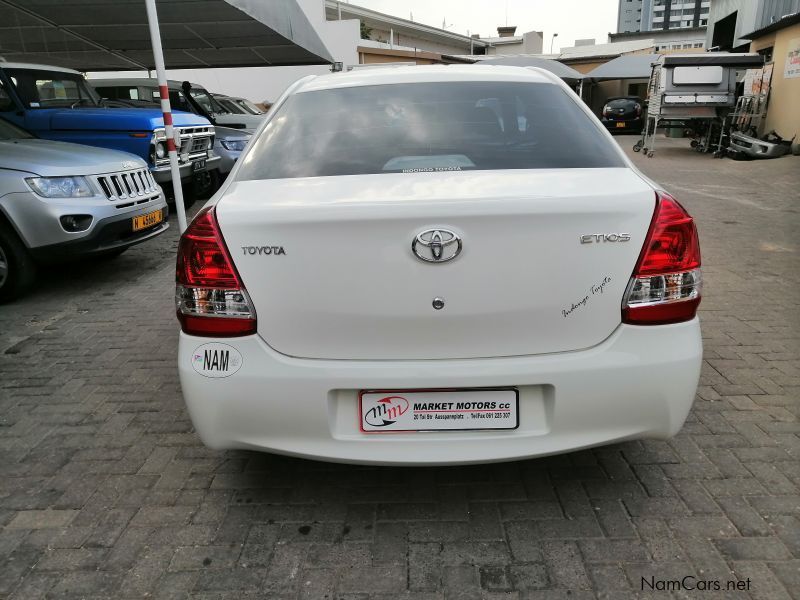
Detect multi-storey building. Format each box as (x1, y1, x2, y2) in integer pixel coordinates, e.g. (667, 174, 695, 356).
(617, 0, 644, 33)
(650, 0, 711, 30)
(618, 0, 710, 33)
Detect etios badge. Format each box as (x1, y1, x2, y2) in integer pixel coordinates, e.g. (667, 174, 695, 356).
(191, 343, 243, 378)
(412, 229, 462, 263)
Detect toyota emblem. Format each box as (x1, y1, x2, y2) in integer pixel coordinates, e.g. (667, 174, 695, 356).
(412, 228, 462, 263)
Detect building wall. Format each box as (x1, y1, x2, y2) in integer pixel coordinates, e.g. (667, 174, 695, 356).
(618, 0, 644, 33)
(611, 27, 706, 51)
(706, 0, 800, 49)
(363, 26, 468, 55)
(749, 22, 800, 139)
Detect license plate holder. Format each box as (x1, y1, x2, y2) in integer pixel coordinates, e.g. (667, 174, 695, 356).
(132, 208, 163, 232)
(359, 388, 519, 433)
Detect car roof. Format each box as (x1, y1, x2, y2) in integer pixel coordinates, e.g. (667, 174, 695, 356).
(89, 78, 205, 90)
(0, 62, 81, 75)
(295, 64, 559, 94)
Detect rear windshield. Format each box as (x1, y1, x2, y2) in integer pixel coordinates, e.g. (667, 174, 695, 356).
(237, 81, 624, 181)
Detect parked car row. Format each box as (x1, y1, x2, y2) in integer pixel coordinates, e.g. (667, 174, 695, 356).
(0, 61, 265, 301)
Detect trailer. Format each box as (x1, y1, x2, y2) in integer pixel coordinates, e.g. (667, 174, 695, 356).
(634, 53, 764, 158)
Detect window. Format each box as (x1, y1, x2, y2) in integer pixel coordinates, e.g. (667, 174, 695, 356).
(5, 69, 100, 108)
(188, 88, 228, 114)
(0, 79, 14, 111)
(237, 81, 624, 181)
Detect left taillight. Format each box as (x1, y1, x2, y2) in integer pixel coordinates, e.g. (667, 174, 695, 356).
(176, 206, 257, 337)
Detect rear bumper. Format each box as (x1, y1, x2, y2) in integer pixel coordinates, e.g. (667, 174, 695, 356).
(178, 319, 702, 465)
(602, 118, 642, 133)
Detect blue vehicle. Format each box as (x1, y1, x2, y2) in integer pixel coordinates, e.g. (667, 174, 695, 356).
(0, 63, 220, 198)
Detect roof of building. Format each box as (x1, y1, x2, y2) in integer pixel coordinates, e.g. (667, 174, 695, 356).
(355, 39, 476, 63)
(324, 0, 489, 49)
(609, 27, 706, 42)
(584, 54, 660, 80)
(479, 36, 524, 45)
(558, 38, 656, 61)
(478, 55, 584, 80)
(741, 11, 800, 40)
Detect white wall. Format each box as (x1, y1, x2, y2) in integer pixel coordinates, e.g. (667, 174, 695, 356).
(88, 0, 360, 103)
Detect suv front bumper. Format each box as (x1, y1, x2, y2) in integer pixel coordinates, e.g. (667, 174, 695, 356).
(151, 154, 221, 183)
(27, 206, 169, 263)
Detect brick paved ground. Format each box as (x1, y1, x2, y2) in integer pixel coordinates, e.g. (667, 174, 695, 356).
(1, 137, 799, 599)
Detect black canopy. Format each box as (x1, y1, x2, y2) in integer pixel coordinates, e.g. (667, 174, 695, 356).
(0, 0, 333, 71)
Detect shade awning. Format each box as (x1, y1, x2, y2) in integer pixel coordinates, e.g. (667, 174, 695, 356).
(0, 0, 333, 71)
(584, 53, 660, 81)
(478, 55, 584, 81)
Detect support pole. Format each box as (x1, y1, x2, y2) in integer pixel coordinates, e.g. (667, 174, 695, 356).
(145, 0, 187, 233)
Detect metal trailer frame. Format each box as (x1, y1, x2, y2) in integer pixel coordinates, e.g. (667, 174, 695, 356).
(633, 53, 764, 158)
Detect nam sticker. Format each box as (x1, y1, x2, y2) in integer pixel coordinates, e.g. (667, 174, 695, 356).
(191, 343, 242, 378)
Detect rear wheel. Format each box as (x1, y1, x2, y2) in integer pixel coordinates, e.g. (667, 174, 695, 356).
(0, 221, 37, 303)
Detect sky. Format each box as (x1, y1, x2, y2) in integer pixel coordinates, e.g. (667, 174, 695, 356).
(348, 0, 620, 52)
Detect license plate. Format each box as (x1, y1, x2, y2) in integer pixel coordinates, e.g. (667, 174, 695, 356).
(359, 388, 519, 432)
(132, 208, 163, 232)
(192, 159, 206, 172)
(616, 122, 626, 128)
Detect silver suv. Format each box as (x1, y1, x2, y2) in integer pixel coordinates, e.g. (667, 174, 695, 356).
(0, 118, 168, 301)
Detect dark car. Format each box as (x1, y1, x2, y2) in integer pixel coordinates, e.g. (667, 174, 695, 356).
(601, 96, 644, 134)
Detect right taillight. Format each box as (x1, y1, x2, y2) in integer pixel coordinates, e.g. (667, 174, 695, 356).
(622, 191, 702, 325)
(175, 206, 257, 337)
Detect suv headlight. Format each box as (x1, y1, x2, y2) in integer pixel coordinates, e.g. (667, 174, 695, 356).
(220, 139, 248, 152)
(26, 176, 94, 198)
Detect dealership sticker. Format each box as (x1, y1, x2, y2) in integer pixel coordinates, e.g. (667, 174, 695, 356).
(192, 343, 242, 378)
(360, 389, 518, 432)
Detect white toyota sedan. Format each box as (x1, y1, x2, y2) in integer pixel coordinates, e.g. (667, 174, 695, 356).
(176, 65, 702, 465)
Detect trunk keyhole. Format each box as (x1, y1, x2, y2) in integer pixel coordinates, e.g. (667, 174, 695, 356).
(432, 297, 445, 310)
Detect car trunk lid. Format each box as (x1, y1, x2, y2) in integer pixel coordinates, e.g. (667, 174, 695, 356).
(216, 168, 655, 360)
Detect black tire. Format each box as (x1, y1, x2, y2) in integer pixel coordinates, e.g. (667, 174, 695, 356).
(0, 220, 37, 303)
